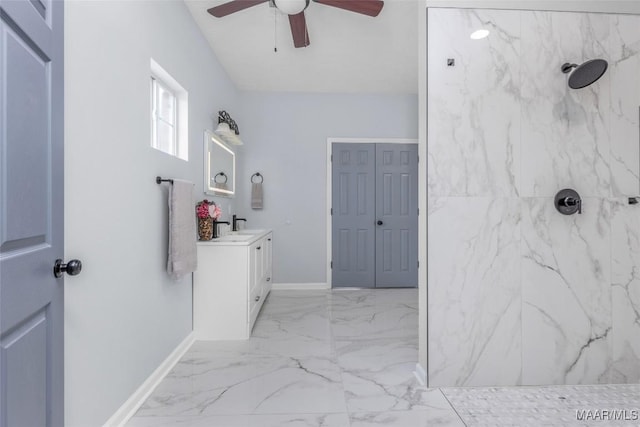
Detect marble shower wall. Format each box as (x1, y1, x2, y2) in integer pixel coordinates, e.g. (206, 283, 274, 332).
(427, 8, 640, 387)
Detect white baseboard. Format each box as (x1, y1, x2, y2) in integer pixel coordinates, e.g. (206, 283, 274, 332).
(103, 332, 196, 427)
(271, 282, 330, 290)
(414, 362, 427, 386)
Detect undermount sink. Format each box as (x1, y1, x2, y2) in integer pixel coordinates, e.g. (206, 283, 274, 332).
(229, 229, 267, 235)
(199, 229, 270, 245)
(213, 234, 254, 242)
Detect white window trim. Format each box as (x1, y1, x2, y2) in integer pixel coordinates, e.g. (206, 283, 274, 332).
(150, 59, 188, 161)
(151, 77, 178, 156)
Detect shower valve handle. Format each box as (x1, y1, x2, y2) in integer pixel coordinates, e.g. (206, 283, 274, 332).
(563, 197, 582, 214)
(554, 189, 582, 216)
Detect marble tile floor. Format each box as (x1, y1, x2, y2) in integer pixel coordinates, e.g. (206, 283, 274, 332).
(127, 290, 640, 427)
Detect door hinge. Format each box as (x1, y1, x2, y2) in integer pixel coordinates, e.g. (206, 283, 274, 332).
(417, 260, 420, 269)
(417, 208, 419, 216)
(330, 261, 333, 269)
(330, 154, 333, 162)
(330, 208, 333, 215)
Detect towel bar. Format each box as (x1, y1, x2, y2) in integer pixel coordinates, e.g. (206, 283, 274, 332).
(156, 176, 174, 184)
(251, 172, 263, 184)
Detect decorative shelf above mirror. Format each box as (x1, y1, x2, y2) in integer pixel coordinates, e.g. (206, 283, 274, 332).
(204, 129, 235, 197)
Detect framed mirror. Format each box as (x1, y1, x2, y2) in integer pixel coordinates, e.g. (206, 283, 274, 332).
(204, 130, 235, 197)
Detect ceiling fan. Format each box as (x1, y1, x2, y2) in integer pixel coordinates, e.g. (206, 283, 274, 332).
(207, 0, 384, 48)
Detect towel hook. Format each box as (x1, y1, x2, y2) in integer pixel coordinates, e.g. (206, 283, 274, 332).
(251, 172, 264, 184)
(214, 172, 228, 184)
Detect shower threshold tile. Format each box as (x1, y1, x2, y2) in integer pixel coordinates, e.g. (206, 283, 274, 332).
(442, 384, 640, 426)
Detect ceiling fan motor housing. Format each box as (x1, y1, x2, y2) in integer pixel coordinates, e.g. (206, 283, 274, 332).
(208, 0, 384, 48)
(273, 0, 310, 15)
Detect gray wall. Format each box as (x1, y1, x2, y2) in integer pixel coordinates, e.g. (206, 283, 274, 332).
(64, 1, 239, 425)
(235, 92, 418, 285)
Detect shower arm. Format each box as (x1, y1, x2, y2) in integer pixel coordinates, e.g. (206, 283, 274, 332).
(561, 63, 578, 73)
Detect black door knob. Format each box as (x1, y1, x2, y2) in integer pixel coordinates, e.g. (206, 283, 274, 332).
(53, 259, 82, 278)
(377, 220, 383, 225)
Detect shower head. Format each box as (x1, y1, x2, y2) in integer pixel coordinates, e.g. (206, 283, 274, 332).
(561, 59, 608, 89)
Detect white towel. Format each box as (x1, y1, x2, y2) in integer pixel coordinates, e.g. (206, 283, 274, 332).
(251, 182, 263, 210)
(167, 179, 197, 280)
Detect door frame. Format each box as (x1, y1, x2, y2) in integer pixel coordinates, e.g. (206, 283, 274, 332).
(326, 138, 421, 289)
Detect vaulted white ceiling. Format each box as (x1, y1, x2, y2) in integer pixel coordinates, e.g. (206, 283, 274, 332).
(184, 0, 418, 94)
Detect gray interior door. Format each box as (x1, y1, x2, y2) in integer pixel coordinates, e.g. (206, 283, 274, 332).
(331, 143, 418, 288)
(375, 144, 418, 287)
(0, 0, 65, 425)
(332, 144, 376, 288)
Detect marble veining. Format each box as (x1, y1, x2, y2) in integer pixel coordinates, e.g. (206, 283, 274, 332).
(521, 197, 611, 385)
(128, 290, 640, 426)
(520, 11, 611, 198)
(129, 289, 464, 426)
(609, 15, 640, 196)
(611, 199, 640, 383)
(428, 197, 522, 387)
(427, 8, 521, 197)
(428, 7, 640, 387)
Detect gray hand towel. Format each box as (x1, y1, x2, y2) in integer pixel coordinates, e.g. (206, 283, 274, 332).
(251, 182, 263, 210)
(167, 179, 197, 280)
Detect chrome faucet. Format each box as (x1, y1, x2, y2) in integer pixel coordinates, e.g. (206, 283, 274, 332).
(232, 214, 246, 232)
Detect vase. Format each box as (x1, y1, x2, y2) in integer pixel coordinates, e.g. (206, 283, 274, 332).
(198, 217, 213, 241)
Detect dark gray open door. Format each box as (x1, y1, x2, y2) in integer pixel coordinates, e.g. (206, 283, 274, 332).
(0, 0, 65, 425)
(375, 144, 418, 287)
(331, 143, 418, 288)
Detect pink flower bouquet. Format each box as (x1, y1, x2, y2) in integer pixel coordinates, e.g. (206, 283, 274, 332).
(196, 200, 221, 220)
(209, 204, 222, 220)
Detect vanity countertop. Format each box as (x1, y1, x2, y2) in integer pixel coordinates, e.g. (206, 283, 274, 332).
(196, 229, 271, 246)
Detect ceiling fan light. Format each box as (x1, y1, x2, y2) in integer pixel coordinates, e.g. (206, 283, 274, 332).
(274, 0, 307, 15)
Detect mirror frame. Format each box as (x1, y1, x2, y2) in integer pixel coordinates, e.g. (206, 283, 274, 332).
(204, 129, 235, 197)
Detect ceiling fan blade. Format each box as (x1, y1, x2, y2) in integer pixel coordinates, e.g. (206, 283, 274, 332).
(207, 0, 268, 18)
(312, 0, 383, 17)
(288, 12, 310, 48)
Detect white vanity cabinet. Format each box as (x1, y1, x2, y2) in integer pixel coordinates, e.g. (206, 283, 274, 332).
(194, 230, 273, 340)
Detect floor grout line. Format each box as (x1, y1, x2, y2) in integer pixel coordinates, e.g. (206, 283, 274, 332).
(439, 388, 469, 427)
(127, 289, 640, 427)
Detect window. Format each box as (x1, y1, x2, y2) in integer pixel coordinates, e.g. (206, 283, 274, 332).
(151, 77, 177, 155)
(150, 59, 188, 160)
